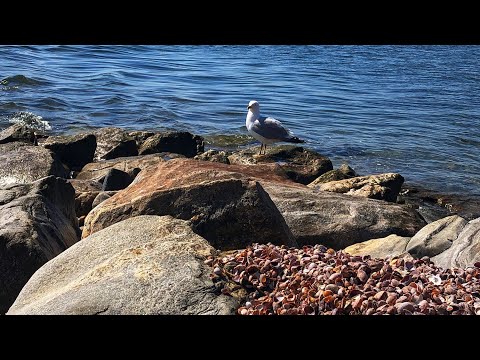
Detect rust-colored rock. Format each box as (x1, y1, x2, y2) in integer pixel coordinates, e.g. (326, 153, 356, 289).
(75, 153, 177, 182)
(82, 159, 297, 250)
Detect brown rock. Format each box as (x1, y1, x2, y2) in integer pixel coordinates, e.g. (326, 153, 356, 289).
(67, 179, 103, 193)
(138, 131, 204, 158)
(127, 130, 155, 147)
(94, 127, 138, 161)
(315, 173, 404, 202)
(0, 142, 68, 187)
(194, 149, 231, 164)
(91, 191, 117, 209)
(228, 145, 333, 185)
(0, 123, 36, 144)
(344, 235, 411, 259)
(0, 176, 80, 313)
(308, 164, 357, 186)
(82, 159, 297, 250)
(74, 191, 100, 218)
(262, 183, 426, 249)
(42, 133, 96, 170)
(75, 153, 178, 182)
(67, 179, 103, 218)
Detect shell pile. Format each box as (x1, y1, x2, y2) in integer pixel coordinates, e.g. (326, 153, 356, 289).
(207, 243, 480, 315)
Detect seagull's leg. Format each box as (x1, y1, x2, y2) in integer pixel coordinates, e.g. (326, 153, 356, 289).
(259, 143, 263, 155)
(264, 144, 267, 154)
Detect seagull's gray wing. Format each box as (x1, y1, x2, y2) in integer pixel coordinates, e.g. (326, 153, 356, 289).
(251, 116, 292, 140)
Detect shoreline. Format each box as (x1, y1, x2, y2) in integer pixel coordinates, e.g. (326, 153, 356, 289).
(1, 123, 480, 315)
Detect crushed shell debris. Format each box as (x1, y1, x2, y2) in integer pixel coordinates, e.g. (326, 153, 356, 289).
(206, 243, 480, 315)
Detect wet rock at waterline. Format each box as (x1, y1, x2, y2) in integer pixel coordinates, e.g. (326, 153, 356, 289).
(0, 142, 68, 187)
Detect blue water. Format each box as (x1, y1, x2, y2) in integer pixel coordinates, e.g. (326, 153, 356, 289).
(1, 45, 480, 196)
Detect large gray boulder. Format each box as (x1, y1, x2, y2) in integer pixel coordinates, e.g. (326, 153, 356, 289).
(431, 217, 480, 269)
(42, 133, 96, 170)
(406, 215, 468, 258)
(0, 176, 80, 313)
(262, 183, 426, 249)
(0, 142, 68, 187)
(82, 159, 297, 250)
(7, 215, 239, 315)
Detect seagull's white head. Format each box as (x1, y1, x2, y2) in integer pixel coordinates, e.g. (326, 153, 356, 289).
(247, 100, 260, 113)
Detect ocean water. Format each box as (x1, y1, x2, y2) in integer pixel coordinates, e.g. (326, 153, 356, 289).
(1, 45, 479, 196)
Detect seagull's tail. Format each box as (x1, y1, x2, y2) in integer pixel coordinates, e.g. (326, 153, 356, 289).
(286, 136, 305, 144)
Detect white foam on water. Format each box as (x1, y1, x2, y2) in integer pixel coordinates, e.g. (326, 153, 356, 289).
(7, 111, 52, 131)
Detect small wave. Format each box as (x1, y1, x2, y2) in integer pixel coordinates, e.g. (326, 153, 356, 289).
(7, 111, 52, 131)
(1, 75, 44, 86)
(0, 101, 24, 110)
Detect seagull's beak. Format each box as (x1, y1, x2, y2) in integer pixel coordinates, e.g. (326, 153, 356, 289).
(247, 105, 251, 110)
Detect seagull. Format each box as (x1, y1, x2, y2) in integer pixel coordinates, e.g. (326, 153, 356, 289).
(245, 100, 304, 155)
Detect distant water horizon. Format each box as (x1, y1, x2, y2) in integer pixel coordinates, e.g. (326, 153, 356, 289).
(1, 45, 479, 196)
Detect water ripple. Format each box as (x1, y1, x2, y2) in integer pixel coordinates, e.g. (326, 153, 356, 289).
(0, 45, 479, 196)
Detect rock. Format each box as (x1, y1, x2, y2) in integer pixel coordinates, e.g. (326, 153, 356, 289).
(0, 123, 37, 144)
(308, 164, 357, 186)
(92, 191, 116, 209)
(315, 173, 404, 202)
(194, 149, 231, 164)
(406, 215, 468, 258)
(0, 142, 68, 187)
(127, 130, 155, 147)
(138, 131, 204, 158)
(262, 183, 426, 249)
(42, 133, 96, 170)
(0, 176, 80, 313)
(75, 153, 180, 182)
(67, 179, 103, 193)
(101, 168, 132, 191)
(399, 183, 480, 221)
(66, 179, 102, 218)
(228, 145, 333, 185)
(431, 217, 480, 269)
(7, 215, 239, 315)
(94, 127, 138, 161)
(82, 159, 297, 250)
(74, 192, 100, 218)
(343, 235, 411, 259)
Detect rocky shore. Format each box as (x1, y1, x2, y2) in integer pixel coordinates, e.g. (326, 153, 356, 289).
(1, 123, 479, 315)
